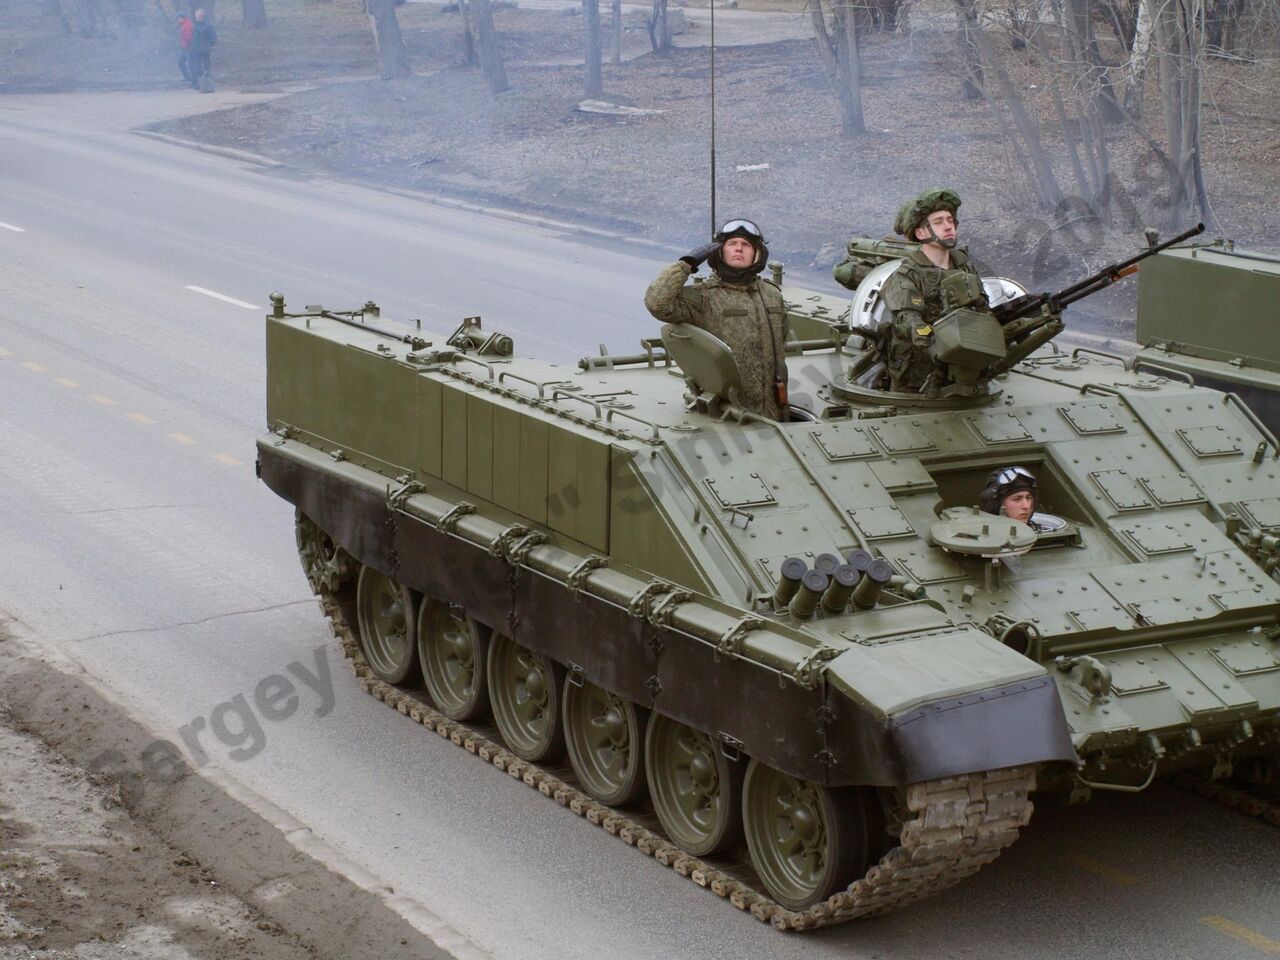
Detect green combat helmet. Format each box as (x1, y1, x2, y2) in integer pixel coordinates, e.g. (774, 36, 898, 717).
(894, 187, 962, 242)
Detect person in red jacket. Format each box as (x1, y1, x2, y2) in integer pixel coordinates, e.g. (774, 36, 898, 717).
(176, 11, 194, 86)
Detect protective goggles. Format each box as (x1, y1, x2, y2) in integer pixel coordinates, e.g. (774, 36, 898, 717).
(995, 466, 1036, 488)
(717, 219, 763, 238)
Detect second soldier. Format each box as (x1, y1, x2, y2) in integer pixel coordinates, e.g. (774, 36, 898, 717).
(645, 219, 790, 422)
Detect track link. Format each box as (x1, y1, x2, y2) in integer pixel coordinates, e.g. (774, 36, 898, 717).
(1172, 771, 1280, 828)
(322, 595, 1036, 930)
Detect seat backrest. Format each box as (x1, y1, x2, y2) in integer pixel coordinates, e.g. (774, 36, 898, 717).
(660, 323, 743, 403)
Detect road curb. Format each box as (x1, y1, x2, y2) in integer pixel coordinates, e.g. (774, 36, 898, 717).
(0, 620, 490, 960)
(134, 129, 285, 168)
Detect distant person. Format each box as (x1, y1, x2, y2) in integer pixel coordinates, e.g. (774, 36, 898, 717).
(175, 11, 194, 86)
(876, 188, 988, 392)
(644, 219, 790, 421)
(189, 7, 217, 92)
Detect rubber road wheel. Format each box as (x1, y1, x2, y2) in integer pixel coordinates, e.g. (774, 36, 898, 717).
(355, 565, 421, 686)
(742, 759, 874, 910)
(418, 599, 490, 721)
(563, 679, 648, 806)
(644, 713, 743, 857)
(487, 633, 566, 763)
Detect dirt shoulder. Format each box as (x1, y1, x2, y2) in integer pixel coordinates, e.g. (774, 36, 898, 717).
(4, 0, 1278, 334)
(0, 619, 460, 960)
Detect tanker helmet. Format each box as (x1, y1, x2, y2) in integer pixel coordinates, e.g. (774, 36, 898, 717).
(980, 465, 1037, 517)
(709, 218, 769, 279)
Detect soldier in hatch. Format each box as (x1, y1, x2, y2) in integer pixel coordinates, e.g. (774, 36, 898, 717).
(877, 188, 987, 392)
(644, 219, 790, 422)
(981, 465, 1042, 529)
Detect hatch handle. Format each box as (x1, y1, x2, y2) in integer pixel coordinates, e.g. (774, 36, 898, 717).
(498, 370, 546, 397)
(453, 353, 496, 380)
(1071, 346, 1132, 370)
(1132, 360, 1195, 386)
(606, 407, 661, 440)
(552, 389, 603, 419)
(1224, 392, 1280, 460)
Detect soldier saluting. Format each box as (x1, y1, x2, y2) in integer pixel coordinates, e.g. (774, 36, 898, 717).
(878, 189, 987, 392)
(645, 219, 790, 421)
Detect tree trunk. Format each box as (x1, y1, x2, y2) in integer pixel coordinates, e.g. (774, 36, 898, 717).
(242, 0, 266, 28)
(365, 0, 411, 78)
(971, 16, 1065, 208)
(472, 0, 510, 93)
(584, 0, 603, 98)
(648, 0, 670, 53)
(811, 0, 866, 136)
(953, 0, 984, 100)
(1122, 0, 1154, 117)
(610, 0, 621, 65)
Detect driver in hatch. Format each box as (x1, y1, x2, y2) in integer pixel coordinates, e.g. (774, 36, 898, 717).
(981, 466, 1044, 531)
(644, 219, 790, 422)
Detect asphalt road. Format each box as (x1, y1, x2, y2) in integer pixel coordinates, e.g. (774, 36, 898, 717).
(2, 92, 1279, 960)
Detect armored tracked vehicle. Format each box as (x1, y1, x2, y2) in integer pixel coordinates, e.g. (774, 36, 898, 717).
(258, 234, 1280, 928)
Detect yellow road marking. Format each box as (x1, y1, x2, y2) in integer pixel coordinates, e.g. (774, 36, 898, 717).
(213, 453, 243, 466)
(1065, 855, 1138, 886)
(22, 360, 46, 373)
(128, 412, 156, 425)
(54, 377, 79, 388)
(1202, 916, 1280, 955)
(168, 432, 197, 446)
(89, 394, 116, 406)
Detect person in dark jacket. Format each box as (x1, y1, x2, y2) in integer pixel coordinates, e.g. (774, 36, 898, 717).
(189, 8, 217, 90)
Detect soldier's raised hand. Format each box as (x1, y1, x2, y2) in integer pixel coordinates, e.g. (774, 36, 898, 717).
(680, 241, 721, 270)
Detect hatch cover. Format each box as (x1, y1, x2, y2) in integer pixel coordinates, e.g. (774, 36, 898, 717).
(1211, 588, 1270, 613)
(869, 459, 936, 494)
(1060, 402, 1125, 436)
(1211, 641, 1280, 677)
(1134, 597, 1215, 625)
(1091, 470, 1152, 511)
(1139, 473, 1204, 507)
(1067, 605, 1136, 632)
(869, 421, 936, 455)
(1237, 497, 1280, 529)
(1116, 519, 1194, 556)
(812, 427, 877, 461)
(1106, 659, 1169, 695)
(966, 413, 1033, 444)
(704, 473, 776, 510)
(1178, 425, 1242, 458)
(882, 545, 968, 584)
(848, 504, 915, 540)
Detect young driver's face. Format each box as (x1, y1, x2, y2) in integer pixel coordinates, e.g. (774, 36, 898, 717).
(1002, 490, 1035, 524)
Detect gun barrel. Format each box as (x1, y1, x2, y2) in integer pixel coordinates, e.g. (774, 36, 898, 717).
(1055, 223, 1205, 305)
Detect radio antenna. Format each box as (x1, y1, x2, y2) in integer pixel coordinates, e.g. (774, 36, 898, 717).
(709, 0, 716, 236)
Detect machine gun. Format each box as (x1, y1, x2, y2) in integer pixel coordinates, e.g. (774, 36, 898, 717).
(985, 223, 1207, 373)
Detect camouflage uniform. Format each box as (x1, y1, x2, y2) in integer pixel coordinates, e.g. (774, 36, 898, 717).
(878, 248, 984, 392)
(644, 261, 790, 421)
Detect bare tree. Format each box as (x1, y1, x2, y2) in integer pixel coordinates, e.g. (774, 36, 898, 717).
(1122, 0, 1155, 115)
(1154, 0, 1212, 223)
(364, 0, 411, 79)
(243, 0, 266, 28)
(952, 0, 984, 99)
(584, 0, 603, 97)
(610, 0, 622, 65)
(811, 0, 867, 135)
(648, 0, 671, 53)
(471, 0, 509, 93)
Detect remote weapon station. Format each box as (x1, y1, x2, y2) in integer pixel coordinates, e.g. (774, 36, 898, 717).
(257, 221, 1280, 929)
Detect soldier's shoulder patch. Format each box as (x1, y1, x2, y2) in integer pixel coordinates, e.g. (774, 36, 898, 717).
(909, 294, 925, 307)
(915, 324, 933, 337)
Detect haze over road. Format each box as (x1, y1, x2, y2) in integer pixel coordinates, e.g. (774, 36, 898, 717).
(2, 93, 1278, 960)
